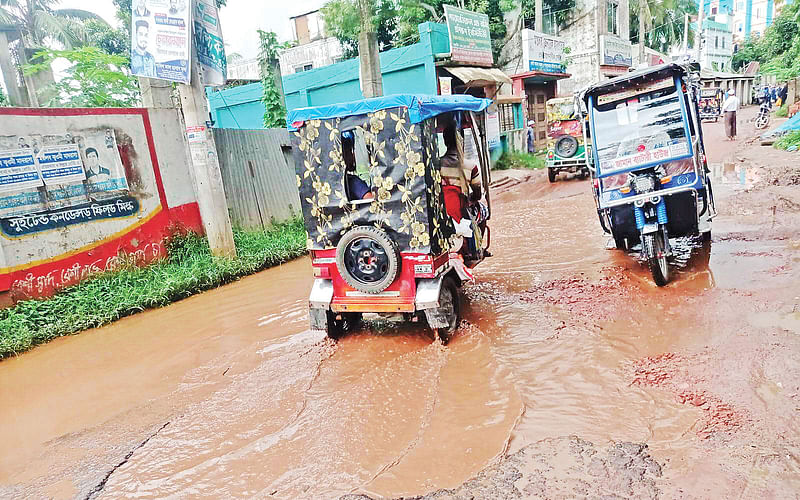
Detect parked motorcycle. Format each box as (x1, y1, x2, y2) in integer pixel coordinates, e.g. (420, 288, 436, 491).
(755, 102, 771, 129)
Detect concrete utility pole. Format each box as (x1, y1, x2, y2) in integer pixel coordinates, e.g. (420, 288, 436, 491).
(357, 0, 383, 98)
(696, 0, 705, 64)
(139, 77, 174, 108)
(683, 12, 689, 55)
(0, 29, 29, 106)
(535, 0, 543, 32)
(639, 0, 647, 63)
(178, 45, 237, 257)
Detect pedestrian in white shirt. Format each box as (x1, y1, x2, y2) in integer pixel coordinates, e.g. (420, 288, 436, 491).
(722, 90, 739, 141)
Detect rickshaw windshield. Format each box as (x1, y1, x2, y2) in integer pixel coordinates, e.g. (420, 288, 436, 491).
(591, 77, 691, 176)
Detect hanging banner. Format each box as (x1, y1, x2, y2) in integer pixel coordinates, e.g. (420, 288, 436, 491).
(194, 0, 227, 86)
(443, 5, 493, 66)
(130, 0, 191, 83)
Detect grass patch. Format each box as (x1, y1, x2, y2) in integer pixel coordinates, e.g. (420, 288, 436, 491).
(774, 130, 800, 151)
(775, 104, 789, 118)
(494, 151, 546, 170)
(0, 218, 308, 359)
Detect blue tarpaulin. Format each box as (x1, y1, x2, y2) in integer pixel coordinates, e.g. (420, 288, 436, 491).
(286, 94, 492, 131)
(774, 112, 800, 133)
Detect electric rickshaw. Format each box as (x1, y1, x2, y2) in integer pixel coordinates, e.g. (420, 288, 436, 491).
(578, 63, 715, 286)
(287, 94, 494, 342)
(698, 87, 723, 122)
(545, 97, 590, 182)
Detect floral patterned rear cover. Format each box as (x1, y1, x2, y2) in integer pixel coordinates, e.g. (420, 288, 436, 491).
(291, 106, 454, 255)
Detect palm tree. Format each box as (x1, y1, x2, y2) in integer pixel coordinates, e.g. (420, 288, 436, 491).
(0, 0, 105, 105)
(631, 0, 697, 55)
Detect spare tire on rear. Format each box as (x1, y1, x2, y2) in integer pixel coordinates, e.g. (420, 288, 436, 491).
(555, 135, 579, 158)
(336, 226, 400, 293)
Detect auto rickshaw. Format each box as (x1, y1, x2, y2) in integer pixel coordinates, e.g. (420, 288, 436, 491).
(545, 97, 590, 182)
(578, 63, 715, 286)
(287, 94, 494, 342)
(698, 87, 723, 122)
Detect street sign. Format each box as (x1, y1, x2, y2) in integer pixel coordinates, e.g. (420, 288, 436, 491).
(522, 29, 567, 73)
(599, 35, 632, 67)
(443, 5, 493, 66)
(194, 0, 227, 87)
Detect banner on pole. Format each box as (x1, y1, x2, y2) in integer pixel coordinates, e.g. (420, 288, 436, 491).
(194, 0, 227, 86)
(130, 0, 191, 83)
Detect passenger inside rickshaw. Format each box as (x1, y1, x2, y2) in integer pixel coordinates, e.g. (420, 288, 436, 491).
(439, 121, 490, 258)
(341, 130, 373, 201)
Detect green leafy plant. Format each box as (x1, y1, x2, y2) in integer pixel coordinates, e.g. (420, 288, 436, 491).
(495, 151, 546, 170)
(0, 219, 308, 359)
(775, 103, 789, 117)
(321, 0, 398, 59)
(732, 2, 800, 79)
(24, 47, 140, 107)
(0, 86, 8, 107)
(257, 30, 287, 128)
(774, 130, 800, 151)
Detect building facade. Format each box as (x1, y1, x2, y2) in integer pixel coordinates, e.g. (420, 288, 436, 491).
(278, 9, 345, 76)
(557, 0, 632, 96)
(700, 18, 734, 70)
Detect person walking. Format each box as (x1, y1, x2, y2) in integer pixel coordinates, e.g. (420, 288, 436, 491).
(722, 89, 739, 141)
(525, 120, 535, 154)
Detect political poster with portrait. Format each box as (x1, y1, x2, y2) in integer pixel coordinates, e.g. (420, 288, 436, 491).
(194, 0, 227, 86)
(130, 0, 191, 83)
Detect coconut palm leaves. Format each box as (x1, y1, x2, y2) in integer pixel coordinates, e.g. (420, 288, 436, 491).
(631, 0, 697, 54)
(0, 0, 106, 49)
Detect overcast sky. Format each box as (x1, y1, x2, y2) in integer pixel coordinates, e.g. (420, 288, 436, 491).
(59, 0, 326, 59)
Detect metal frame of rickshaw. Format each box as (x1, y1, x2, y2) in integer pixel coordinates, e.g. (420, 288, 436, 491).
(580, 68, 713, 235)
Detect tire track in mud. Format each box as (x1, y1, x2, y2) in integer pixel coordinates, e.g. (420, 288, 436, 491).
(356, 340, 449, 491)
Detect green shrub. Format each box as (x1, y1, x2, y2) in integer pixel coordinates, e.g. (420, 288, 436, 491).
(774, 130, 800, 150)
(494, 151, 546, 171)
(775, 104, 789, 117)
(0, 219, 308, 359)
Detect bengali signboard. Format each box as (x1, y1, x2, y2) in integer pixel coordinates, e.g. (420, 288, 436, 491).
(599, 35, 633, 67)
(194, 0, 226, 86)
(0, 149, 42, 193)
(37, 145, 85, 186)
(0, 129, 130, 218)
(0, 196, 140, 237)
(444, 5, 493, 66)
(130, 0, 191, 83)
(522, 29, 567, 73)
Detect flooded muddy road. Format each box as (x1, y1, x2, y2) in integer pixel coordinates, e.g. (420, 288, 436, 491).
(2, 106, 800, 499)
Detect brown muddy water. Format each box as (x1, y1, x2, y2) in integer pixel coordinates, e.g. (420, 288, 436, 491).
(2, 112, 800, 499)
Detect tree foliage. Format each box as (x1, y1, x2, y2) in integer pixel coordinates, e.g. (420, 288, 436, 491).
(257, 30, 287, 128)
(629, 0, 697, 54)
(732, 2, 800, 79)
(24, 47, 140, 107)
(0, 86, 8, 106)
(0, 0, 105, 49)
(321, 0, 398, 59)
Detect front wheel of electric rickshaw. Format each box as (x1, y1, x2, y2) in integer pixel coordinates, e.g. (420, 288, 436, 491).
(643, 233, 669, 286)
(548, 168, 557, 183)
(425, 277, 461, 344)
(613, 233, 628, 251)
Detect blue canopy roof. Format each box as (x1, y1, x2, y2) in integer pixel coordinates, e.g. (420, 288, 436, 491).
(286, 94, 492, 131)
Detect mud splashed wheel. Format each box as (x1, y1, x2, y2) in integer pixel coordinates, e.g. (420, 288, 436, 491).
(425, 277, 461, 344)
(336, 226, 400, 294)
(325, 311, 362, 339)
(643, 233, 669, 286)
(548, 168, 557, 183)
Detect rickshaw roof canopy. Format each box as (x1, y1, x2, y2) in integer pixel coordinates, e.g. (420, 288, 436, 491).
(286, 94, 493, 131)
(580, 62, 699, 104)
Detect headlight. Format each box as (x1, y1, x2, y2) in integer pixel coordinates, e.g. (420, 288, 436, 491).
(632, 175, 656, 194)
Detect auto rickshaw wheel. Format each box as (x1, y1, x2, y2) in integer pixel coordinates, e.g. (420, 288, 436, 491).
(613, 233, 628, 251)
(336, 226, 400, 294)
(428, 277, 461, 345)
(555, 136, 579, 158)
(643, 233, 669, 286)
(548, 168, 557, 183)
